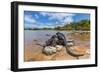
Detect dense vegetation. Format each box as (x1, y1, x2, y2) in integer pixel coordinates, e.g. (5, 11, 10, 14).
(25, 19, 90, 31)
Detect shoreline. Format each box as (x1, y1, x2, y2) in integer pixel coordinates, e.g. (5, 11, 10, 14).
(24, 30, 90, 62)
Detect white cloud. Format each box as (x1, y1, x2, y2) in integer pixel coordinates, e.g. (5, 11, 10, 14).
(49, 13, 75, 20)
(25, 15, 36, 23)
(34, 14, 39, 19)
(25, 12, 76, 28)
(63, 16, 74, 24)
(40, 12, 75, 24)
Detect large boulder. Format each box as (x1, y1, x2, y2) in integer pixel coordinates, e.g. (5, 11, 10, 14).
(42, 45, 64, 55)
(42, 46, 57, 55)
(56, 45, 63, 51)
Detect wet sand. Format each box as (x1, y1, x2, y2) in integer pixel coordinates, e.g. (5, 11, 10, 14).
(24, 30, 90, 62)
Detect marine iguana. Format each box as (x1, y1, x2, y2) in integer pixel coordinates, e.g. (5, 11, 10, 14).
(56, 32, 84, 59)
(46, 35, 58, 47)
(36, 32, 84, 59)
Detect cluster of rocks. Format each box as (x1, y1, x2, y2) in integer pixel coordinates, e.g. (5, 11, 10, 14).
(41, 32, 90, 60)
(42, 45, 63, 55)
(42, 32, 74, 55)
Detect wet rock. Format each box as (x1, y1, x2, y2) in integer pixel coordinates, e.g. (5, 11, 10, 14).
(56, 45, 63, 51)
(43, 46, 57, 55)
(67, 39, 74, 47)
(67, 42, 74, 47)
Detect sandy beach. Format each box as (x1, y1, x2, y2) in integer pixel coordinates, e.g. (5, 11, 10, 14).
(24, 30, 90, 62)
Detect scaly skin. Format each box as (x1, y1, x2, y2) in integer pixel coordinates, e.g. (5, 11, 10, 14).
(56, 32, 84, 59)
